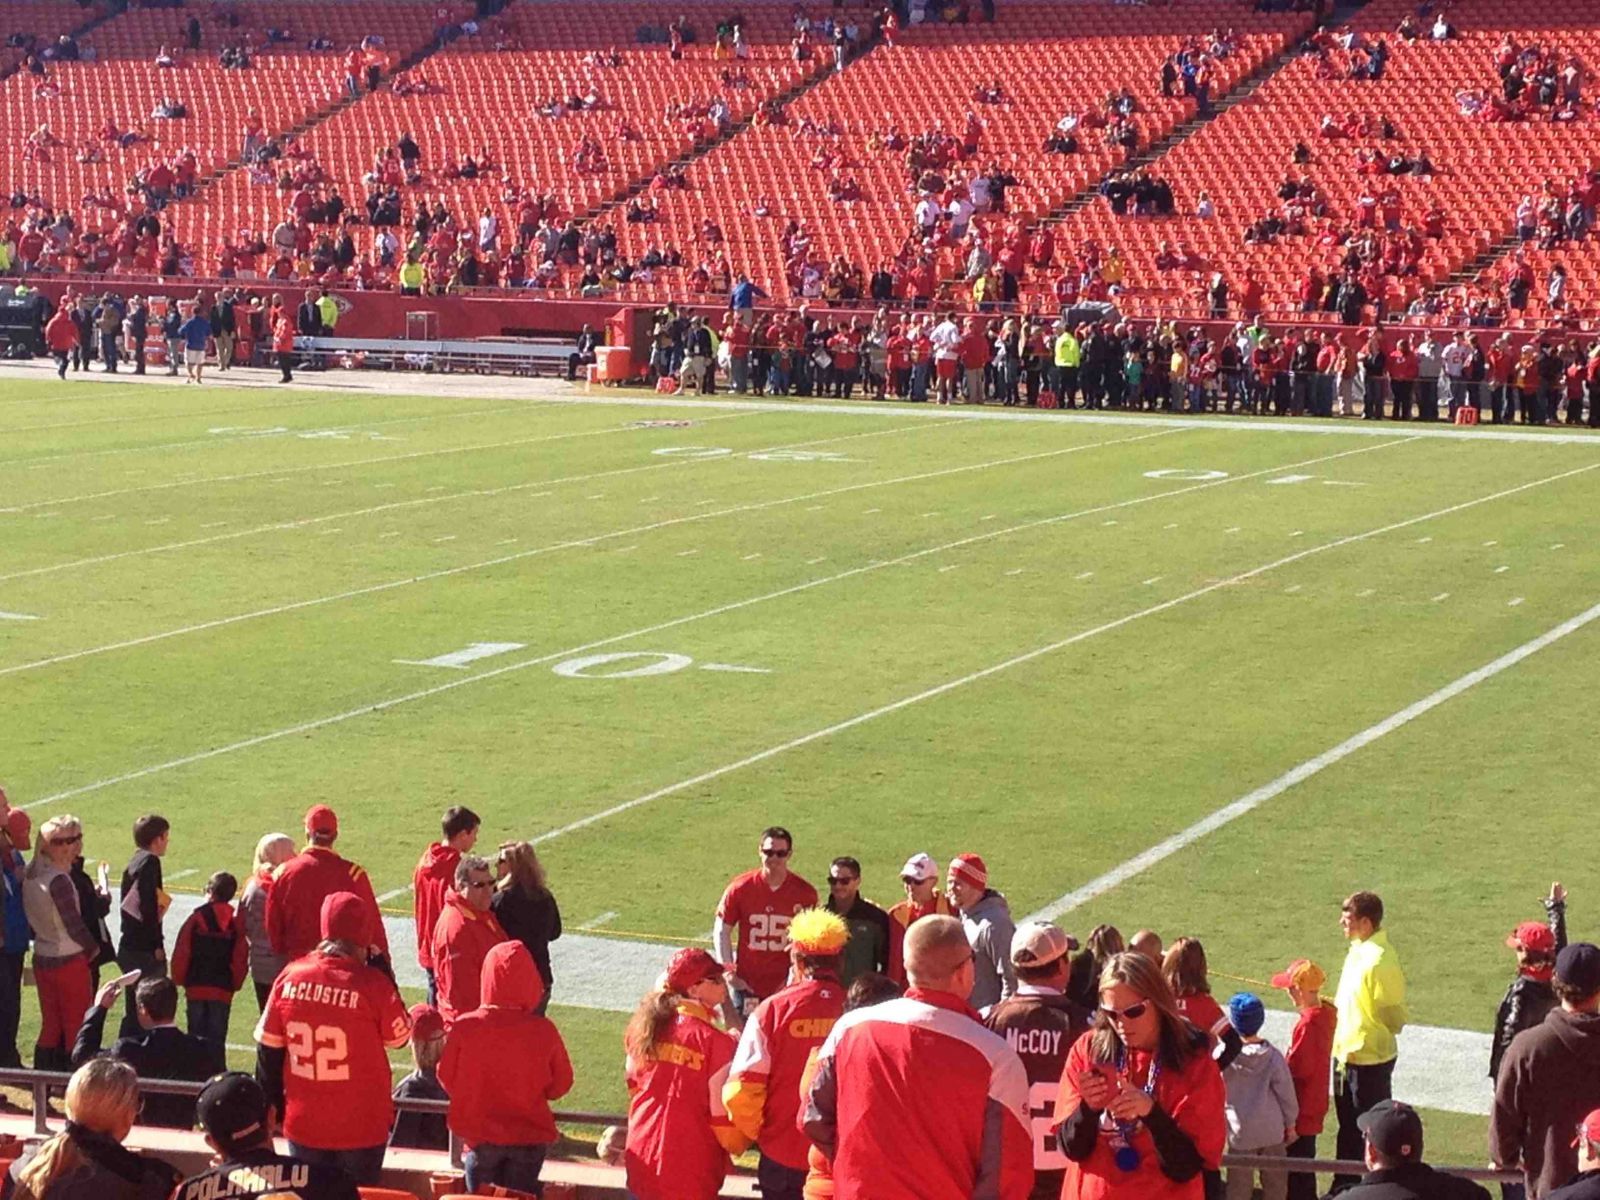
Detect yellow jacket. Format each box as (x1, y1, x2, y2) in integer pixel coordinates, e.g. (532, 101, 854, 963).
(1332, 929, 1408, 1065)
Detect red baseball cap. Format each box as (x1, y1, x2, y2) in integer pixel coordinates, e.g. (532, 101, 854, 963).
(408, 1003, 444, 1041)
(1574, 1108, 1600, 1149)
(303, 804, 338, 838)
(1507, 921, 1556, 954)
(665, 948, 726, 994)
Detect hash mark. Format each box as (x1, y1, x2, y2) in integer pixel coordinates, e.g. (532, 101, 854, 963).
(1508, 597, 1525, 607)
(433, 535, 457, 543)
(1431, 593, 1450, 602)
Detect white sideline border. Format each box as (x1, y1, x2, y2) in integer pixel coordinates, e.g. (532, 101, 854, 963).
(0, 426, 1175, 681)
(0, 416, 947, 583)
(22, 435, 1412, 808)
(1026, 593, 1600, 922)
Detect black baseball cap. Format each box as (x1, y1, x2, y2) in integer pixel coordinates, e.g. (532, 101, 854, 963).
(1556, 944, 1600, 995)
(196, 1073, 269, 1148)
(1358, 1099, 1423, 1160)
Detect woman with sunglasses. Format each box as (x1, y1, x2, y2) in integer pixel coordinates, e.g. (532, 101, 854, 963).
(23, 815, 98, 1071)
(1052, 952, 1227, 1200)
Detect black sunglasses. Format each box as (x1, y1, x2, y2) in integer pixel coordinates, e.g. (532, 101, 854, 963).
(761, 847, 791, 858)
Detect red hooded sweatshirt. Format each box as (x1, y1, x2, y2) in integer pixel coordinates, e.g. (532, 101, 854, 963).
(412, 842, 460, 972)
(439, 941, 572, 1148)
(431, 891, 507, 1025)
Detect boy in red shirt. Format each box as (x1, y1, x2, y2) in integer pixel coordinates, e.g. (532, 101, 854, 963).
(170, 871, 248, 1050)
(1271, 958, 1336, 1200)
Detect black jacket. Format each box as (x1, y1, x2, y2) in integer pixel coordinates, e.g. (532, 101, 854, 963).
(296, 301, 323, 336)
(209, 301, 235, 334)
(1339, 1163, 1492, 1200)
(1491, 899, 1566, 1080)
(174, 1148, 359, 1200)
(71, 1006, 223, 1127)
(70, 858, 114, 969)
(491, 884, 561, 989)
(389, 1069, 449, 1151)
(117, 849, 164, 956)
(1550, 1169, 1600, 1200)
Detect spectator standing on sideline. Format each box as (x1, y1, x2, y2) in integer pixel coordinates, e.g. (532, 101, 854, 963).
(412, 805, 480, 1005)
(1221, 993, 1298, 1200)
(1164, 937, 1233, 1050)
(1491, 884, 1568, 1082)
(390, 1003, 449, 1152)
(266, 805, 388, 964)
(1068, 925, 1127, 1011)
(440, 941, 573, 1194)
(726, 908, 849, 1200)
(0, 799, 29, 1068)
(210, 288, 237, 371)
(116, 814, 170, 1040)
(24, 814, 95, 1071)
(256, 893, 412, 1185)
(71, 976, 221, 1127)
(984, 922, 1092, 1200)
(162, 300, 183, 376)
(273, 307, 296, 383)
(1050, 952, 1227, 1200)
(1548, 1111, 1600, 1200)
(887, 852, 951, 988)
(947, 853, 1016, 1010)
(44, 303, 76, 378)
(1271, 958, 1336, 1200)
(432, 854, 506, 1025)
(238, 832, 295, 1011)
(624, 948, 750, 1200)
(568, 323, 599, 381)
(492, 840, 561, 1014)
(1344, 1101, 1490, 1200)
(178, 304, 212, 384)
(4, 1058, 181, 1200)
(177, 1071, 361, 1200)
(1333, 891, 1408, 1191)
(824, 857, 890, 987)
(715, 827, 819, 1018)
(1132, 930, 1165, 963)
(70, 847, 114, 991)
(169, 870, 248, 1048)
(1491, 943, 1600, 1199)
(804, 913, 1033, 1200)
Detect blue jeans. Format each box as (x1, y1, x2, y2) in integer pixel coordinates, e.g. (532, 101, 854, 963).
(286, 1141, 386, 1186)
(464, 1143, 547, 1195)
(186, 999, 230, 1047)
(910, 360, 931, 402)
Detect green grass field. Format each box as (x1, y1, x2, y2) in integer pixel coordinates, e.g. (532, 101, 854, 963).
(3, 371, 1598, 1167)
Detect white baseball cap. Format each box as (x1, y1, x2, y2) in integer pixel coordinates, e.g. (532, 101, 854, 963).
(900, 853, 938, 884)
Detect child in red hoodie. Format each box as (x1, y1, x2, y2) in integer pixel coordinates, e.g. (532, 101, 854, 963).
(171, 871, 249, 1050)
(1271, 958, 1337, 1200)
(439, 940, 572, 1194)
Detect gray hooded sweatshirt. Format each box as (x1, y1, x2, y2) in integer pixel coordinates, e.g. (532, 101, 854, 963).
(1223, 1039, 1300, 1151)
(960, 889, 1016, 1011)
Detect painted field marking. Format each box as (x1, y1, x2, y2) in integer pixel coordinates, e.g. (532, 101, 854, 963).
(922, 511, 941, 518)
(864, 508, 881, 515)
(0, 421, 945, 584)
(522, 460, 1599, 853)
(1357, 588, 1376, 597)
(695, 499, 719, 507)
(1283, 584, 1301, 594)
(1432, 593, 1451, 603)
(741, 553, 762, 561)
(806, 505, 825, 512)
(432, 535, 457, 543)
(144, 518, 170, 526)
(677, 549, 699, 557)
(378, 531, 400, 539)
(939, 564, 960, 573)
(22, 438, 1421, 807)
(1076, 571, 1096, 581)
(0, 411, 765, 514)
(1142, 576, 1163, 586)
(616, 545, 638, 554)
(33, 513, 59, 520)
(700, 663, 772, 675)
(0, 611, 42, 621)
(1289, 530, 1305, 538)
(982, 514, 997, 522)
(1484, 540, 1498, 547)
(1225, 526, 1241, 534)
(1417, 536, 1433, 544)
(807, 556, 827, 565)
(395, 642, 527, 670)
(1509, 597, 1525, 607)
(1494, 565, 1509, 573)
(1005, 569, 1024, 576)
(166, 868, 200, 881)
(553, 652, 693, 679)
(1027, 594, 1600, 922)
(1164, 523, 1179, 530)
(317, 528, 343, 537)
(92, 515, 116, 522)
(374, 885, 411, 904)
(200, 521, 227, 529)
(586, 494, 606, 501)
(582, 911, 619, 929)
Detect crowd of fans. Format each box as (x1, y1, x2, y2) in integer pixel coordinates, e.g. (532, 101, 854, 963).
(0, 787, 1593, 1200)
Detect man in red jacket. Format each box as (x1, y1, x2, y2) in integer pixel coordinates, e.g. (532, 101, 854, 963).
(726, 909, 849, 1200)
(44, 303, 78, 379)
(266, 806, 388, 966)
(804, 914, 1033, 1200)
(432, 854, 506, 1025)
(439, 940, 573, 1195)
(412, 806, 480, 1006)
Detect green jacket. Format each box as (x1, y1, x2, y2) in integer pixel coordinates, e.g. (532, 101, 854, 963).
(1054, 332, 1081, 368)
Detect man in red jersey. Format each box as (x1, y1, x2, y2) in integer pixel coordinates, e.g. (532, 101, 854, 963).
(267, 806, 388, 966)
(412, 805, 480, 1006)
(714, 826, 818, 1020)
(887, 853, 952, 988)
(255, 893, 411, 1185)
(804, 914, 1033, 1200)
(725, 908, 849, 1200)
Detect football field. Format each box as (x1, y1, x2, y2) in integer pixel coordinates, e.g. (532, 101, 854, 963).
(3, 365, 1598, 1160)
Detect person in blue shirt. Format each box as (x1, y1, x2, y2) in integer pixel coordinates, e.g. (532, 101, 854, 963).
(177, 305, 212, 384)
(729, 274, 767, 328)
(0, 798, 32, 1069)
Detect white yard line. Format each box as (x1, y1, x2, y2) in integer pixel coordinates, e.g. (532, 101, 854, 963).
(21, 437, 1409, 809)
(0, 428, 1176, 680)
(1026, 592, 1600, 924)
(0, 420, 945, 583)
(524, 460, 1597, 852)
(0, 412, 764, 515)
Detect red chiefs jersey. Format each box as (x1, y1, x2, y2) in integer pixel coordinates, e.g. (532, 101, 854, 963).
(716, 871, 818, 999)
(255, 951, 411, 1149)
(625, 1002, 740, 1200)
(266, 846, 389, 963)
(726, 973, 845, 1168)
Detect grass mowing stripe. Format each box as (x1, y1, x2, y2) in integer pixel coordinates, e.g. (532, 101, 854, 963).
(0, 410, 765, 514)
(22, 430, 1408, 810)
(1026, 593, 1600, 922)
(0, 416, 938, 582)
(519, 457, 1598, 851)
(0, 400, 580, 468)
(0, 425, 1165, 681)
